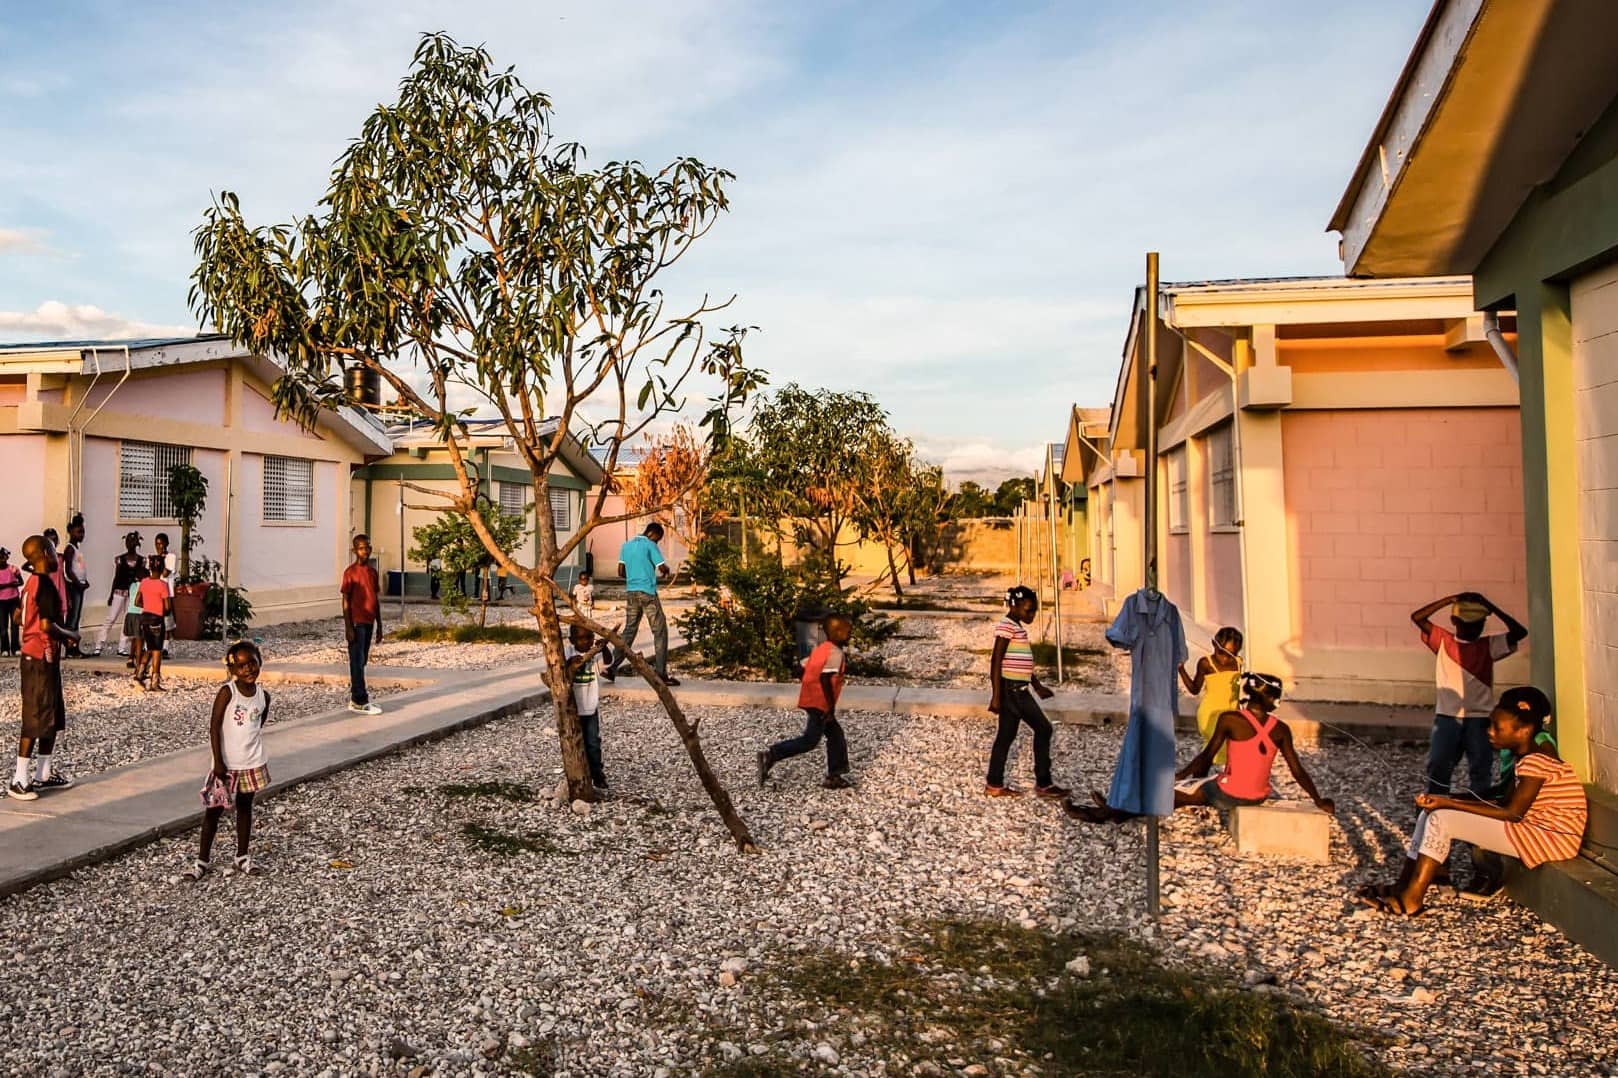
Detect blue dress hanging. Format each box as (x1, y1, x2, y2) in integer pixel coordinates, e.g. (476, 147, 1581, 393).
(1104, 588, 1187, 817)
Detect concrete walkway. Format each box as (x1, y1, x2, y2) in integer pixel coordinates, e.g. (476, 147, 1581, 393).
(0, 657, 552, 899)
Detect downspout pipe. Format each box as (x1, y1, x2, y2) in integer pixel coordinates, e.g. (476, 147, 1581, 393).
(67, 345, 132, 516)
(1483, 312, 1520, 384)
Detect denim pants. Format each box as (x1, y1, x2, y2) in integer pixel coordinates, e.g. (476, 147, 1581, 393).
(1426, 714, 1493, 795)
(615, 592, 668, 676)
(767, 708, 849, 775)
(579, 711, 605, 782)
(348, 622, 374, 705)
(986, 681, 1054, 788)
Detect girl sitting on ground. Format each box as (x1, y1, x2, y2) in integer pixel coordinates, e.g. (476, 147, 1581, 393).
(1356, 686, 1587, 916)
(1179, 626, 1243, 769)
(1067, 672, 1334, 821)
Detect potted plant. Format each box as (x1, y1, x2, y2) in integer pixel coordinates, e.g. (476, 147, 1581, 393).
(168, 463, 211, 639)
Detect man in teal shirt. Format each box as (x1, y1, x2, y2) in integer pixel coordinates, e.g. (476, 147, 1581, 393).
(606, 522, 677, 686)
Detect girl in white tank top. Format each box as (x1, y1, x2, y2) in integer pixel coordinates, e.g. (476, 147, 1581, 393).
(186, 642, 272, 880)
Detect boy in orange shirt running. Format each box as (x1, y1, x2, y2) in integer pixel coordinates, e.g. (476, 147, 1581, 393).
(757, 614, 854, 790)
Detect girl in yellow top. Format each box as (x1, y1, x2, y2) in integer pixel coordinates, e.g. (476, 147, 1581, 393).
(1178, 627, 1243, 767)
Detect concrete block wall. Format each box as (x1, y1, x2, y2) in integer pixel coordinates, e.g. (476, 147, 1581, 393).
(1283, 407, 1527, 651)
(1573, 264, 1618, 791)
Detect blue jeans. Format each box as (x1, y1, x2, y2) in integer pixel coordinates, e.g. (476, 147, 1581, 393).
(767, 708, 849, 775)
(579, 712, 605, 783)
(1426, 714, 1493, 795)
(348, 622, 374, 705)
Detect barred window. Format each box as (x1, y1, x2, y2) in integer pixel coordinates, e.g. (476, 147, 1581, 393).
(549, 488, 572, 532)
(499, 482, 528, 520)
(118, 441, 193, 520)
(263, 456, 315, 523)
(1207, 424, 1237, 528)
(1166, 448, 1188, 533)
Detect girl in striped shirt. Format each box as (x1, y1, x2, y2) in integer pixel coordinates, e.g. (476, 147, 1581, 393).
(984, 586, 1070, 799)
(1358, 686, 1588, 916)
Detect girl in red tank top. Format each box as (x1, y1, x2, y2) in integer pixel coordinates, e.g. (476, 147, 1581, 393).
(1068, 673, 1334, 821)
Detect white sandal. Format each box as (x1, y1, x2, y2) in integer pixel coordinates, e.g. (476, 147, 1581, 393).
(182, 859, 210, 881)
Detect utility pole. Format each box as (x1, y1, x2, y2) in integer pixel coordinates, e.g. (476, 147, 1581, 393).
(1143, 251, 1162, 920)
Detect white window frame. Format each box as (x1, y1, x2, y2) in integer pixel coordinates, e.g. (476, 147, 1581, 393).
(1166, 447, 1189, 534)
(549, 487, 572, 532)
(117, 441, 193, 523)
(1207, 424, 1237, 530)
(499, 481, 529, 521)
(262, 455, 315, 525)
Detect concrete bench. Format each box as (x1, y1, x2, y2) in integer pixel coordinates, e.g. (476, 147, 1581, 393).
(1228, 801, 1332, 864)
(1506, 786, 1618, 969)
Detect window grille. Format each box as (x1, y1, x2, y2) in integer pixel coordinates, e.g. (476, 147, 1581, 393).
(1208, 424, 1237, 528)
(1167, 448, 1189, 533)
(549, 488, 572, 531)
(263, 456, 315, 523)
(118, 442, 193, 519)
(499, 482, 528, 520)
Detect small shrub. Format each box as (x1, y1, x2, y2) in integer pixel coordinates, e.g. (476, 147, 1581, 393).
(392, 623, 540, 644)
(679, 558, 896, 680)
(687, 537, 740, 587)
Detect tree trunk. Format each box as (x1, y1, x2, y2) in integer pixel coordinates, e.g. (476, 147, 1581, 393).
(478, 570, 490, 627)
(535, 602, 595, 802)
(588, 614, 757, 852)
(884, 541, 904, 604)
(905, 533, 919, 586)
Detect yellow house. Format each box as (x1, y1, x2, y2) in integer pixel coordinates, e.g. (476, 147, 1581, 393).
(1085, 276, 1526, 705)
(352, 417, 606, 596)
(0, 336, 391, 626)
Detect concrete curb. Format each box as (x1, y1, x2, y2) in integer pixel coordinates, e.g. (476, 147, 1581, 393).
(0, 661, 551, 900)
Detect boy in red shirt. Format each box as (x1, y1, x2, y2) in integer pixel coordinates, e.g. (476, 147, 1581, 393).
(341, 534, 384, 715)
(10, 535, 80, 800)
(757, 614, 855, 790)
(133, 554, 173, 692)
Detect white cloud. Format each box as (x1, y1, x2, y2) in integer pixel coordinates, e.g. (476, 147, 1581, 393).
(0, 228, 50, 255)
(915, 435, 1044, 486)
(0, 301, 196, 343)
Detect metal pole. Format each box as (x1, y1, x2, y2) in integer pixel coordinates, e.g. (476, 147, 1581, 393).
(1143, 251, 1162, 919)
(221, 456, 233, 641)
(398, 479, 406, 623)
(1048, 481, 1063, 683)
(1015, 506, 1023, 584)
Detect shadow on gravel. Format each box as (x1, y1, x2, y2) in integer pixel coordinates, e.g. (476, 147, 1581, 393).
(695, 919, 1392, 1077)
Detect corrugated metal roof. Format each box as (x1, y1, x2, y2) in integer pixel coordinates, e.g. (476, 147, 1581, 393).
(0, 335, 213, 352)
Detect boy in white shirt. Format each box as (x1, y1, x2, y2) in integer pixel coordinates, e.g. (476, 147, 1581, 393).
(563, 623, 615, 789)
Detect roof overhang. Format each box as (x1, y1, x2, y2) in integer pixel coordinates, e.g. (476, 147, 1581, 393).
(1163, 276, 1478, 327)
(0, 336, 393, 457)
(1330, 0, 1618, 277)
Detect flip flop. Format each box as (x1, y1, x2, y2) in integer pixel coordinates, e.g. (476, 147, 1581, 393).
(1357, 893, 1424, 917)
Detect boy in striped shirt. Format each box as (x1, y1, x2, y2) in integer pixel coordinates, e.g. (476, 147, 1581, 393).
(984, 585, 1069, 799)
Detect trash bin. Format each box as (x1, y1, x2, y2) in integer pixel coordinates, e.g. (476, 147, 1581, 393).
(386, 569, 404, 597)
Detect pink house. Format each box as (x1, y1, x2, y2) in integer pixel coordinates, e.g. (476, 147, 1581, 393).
(1082, 276, 1527, 705)
(0, 337, 390, 627)
(583, 450, 691, 580)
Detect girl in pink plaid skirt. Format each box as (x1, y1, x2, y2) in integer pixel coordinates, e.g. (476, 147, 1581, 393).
(186, 641, 271, 879)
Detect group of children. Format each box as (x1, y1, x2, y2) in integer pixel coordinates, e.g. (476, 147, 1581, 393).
(10, 524, 1591, 895)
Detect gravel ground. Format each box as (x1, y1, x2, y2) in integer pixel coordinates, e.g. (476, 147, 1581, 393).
(164, 606, 546, 671)
(868, 614, 1117, 693)
(0, 662, 399, 780)
(1, 702, 1613, 1075)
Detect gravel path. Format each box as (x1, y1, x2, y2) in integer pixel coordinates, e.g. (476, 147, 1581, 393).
(868, 614, 1117, 692)
(163, 605, 545, 669)
(0, 663, 400, 780)
(1, 702, 1612, 1075)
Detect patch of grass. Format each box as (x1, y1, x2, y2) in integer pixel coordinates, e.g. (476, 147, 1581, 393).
(392, 622, 540, 644)
(870, 598, 972, 612)
(439, 780, 538, 802)
(1031, 641, 1108, 667)
(758, 919, 1389, 1077)
(460, 822, 570, 857)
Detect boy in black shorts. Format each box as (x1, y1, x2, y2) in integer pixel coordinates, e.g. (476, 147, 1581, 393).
(10, 534, 79, 800)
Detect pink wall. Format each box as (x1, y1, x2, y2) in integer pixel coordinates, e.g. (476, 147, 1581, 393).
(0, 434, 47, 550)
(83, 368, 225, 423)
(1284, 408, 1527, 649)
(235, 454, 344, 591)
(79, 437, 228, 584)
(1204, 530, 1243, 630)
(583, 489, 690, 577)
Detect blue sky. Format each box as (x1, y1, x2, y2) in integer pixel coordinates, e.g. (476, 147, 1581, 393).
(0, 0, 1428, 479)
